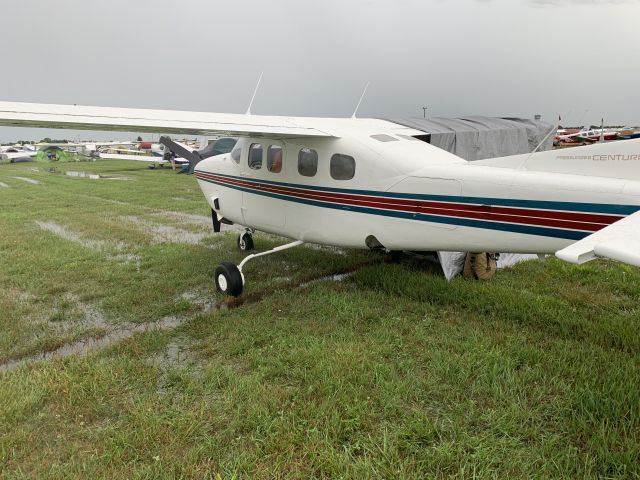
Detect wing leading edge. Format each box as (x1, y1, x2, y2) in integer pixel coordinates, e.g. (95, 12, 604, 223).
(0, 101, 336, 139)
(556, 210, 640, 267)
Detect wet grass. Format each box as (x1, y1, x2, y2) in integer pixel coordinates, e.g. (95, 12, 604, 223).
(0, 160, 639, 478)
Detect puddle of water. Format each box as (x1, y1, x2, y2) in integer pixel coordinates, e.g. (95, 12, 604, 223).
(0, 182, 8, 188)
(0, 299, 226, 374)
(46, 292, 111, 331)
(66, 171, 130, 180)
(108, 252, 142, 271)
(35, 221, 139, 269)
(66, 171, 100, 179)
(299, 272, 352, 288)
(150, 335, 202, 395)
(0, 268, 362, 374)
(156, 211, 244, 233)
(36, 220, 112, 251)
(123, 215, 212, 245)
(13, 176, 41, 185)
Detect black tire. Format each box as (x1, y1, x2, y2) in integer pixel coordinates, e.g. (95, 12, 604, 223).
(214, 262, 243, 297)
(237, 232, 254, 251)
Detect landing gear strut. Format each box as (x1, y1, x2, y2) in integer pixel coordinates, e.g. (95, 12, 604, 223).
(237, 229, 254, 251)
(214, 240, 304, 297)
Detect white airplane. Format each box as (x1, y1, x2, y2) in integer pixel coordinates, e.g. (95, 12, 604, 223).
(1, 101, 639, 297)
(97, 138, 231, 170)
(0, 144, 37, 161)
(559, 127, 619, 143)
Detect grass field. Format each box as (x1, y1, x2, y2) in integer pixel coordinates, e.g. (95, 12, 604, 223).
(0, 159, 638, 479)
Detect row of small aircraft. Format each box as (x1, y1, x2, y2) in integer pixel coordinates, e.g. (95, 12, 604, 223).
(1, 137, 239, 172)
(556, 126, 640, 144)
(1, 100, 639, 297)
(1, 140, 182, 165)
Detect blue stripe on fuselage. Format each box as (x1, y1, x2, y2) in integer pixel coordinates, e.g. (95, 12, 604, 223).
(196, 172, 640, 216)
(196, 175, 611, 240)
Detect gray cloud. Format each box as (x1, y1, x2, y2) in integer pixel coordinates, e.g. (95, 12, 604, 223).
(1, 0, 639, 142)
(530, 0, 639, 5)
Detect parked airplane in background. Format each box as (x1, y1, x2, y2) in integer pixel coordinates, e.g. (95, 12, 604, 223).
(0, 144, 37, 161)
(1, 101, 639, 297)
(98, 138, 236, 170)
(559, 127, 620, 143)
(1, 139, 191, 168)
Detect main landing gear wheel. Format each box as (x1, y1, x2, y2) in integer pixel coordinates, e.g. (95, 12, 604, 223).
(214, 262, 244, 297)
(237, 232, 254, 251)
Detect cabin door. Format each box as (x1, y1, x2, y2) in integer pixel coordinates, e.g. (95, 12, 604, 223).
(240, 142, 286, 228)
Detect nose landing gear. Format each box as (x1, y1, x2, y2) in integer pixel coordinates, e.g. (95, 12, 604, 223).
(214, 240, 304, 297)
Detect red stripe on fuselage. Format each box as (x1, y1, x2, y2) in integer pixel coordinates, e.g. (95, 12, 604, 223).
(195, 172, 619, 233)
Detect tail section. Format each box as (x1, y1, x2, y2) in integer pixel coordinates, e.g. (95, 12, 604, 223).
(474, 138, 640, 181)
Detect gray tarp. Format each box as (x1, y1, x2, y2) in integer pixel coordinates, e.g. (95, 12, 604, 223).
(387, 116, 555, 279)
(388, 116, 555, 161)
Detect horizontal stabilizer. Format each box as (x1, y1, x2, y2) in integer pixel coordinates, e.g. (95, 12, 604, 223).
(159, 136, 201, 172)
(556, 210, 640, 267)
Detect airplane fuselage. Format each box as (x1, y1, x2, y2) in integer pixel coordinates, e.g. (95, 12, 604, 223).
(195, 122, 640, 254)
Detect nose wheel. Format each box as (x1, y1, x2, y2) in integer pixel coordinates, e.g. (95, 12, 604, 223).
(214, 240, 303, 297)
(237, 230, 254, 251)
(214, 262, 244, 297)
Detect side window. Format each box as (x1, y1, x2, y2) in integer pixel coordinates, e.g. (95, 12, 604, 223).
(248, 143, 263, 170)
(298, 148, 318, 177)
(231, 147, 241, 163)
(330, 154, 355, 180)
(267, 145, 283, 173)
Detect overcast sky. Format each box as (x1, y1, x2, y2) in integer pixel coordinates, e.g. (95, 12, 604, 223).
(1, 0, 639, 142)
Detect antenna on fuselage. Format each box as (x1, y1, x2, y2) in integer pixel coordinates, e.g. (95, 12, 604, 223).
(518, 114, 561, 170)
(246, 71, 264, 115)
(351, 82, 370, 119)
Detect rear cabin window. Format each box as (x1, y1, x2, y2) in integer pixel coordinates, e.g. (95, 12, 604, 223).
(298, 148, 318, 177)
(267, 145, 283, 173)
(248, 143, 263, 170)
(330, 154, 355, 180)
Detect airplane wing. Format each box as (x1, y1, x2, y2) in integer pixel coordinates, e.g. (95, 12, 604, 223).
(98, 153, 168, 162)
(556, 210, 640, 267)
(103, 148, 146, 154)
(0, 101, 337, 138)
